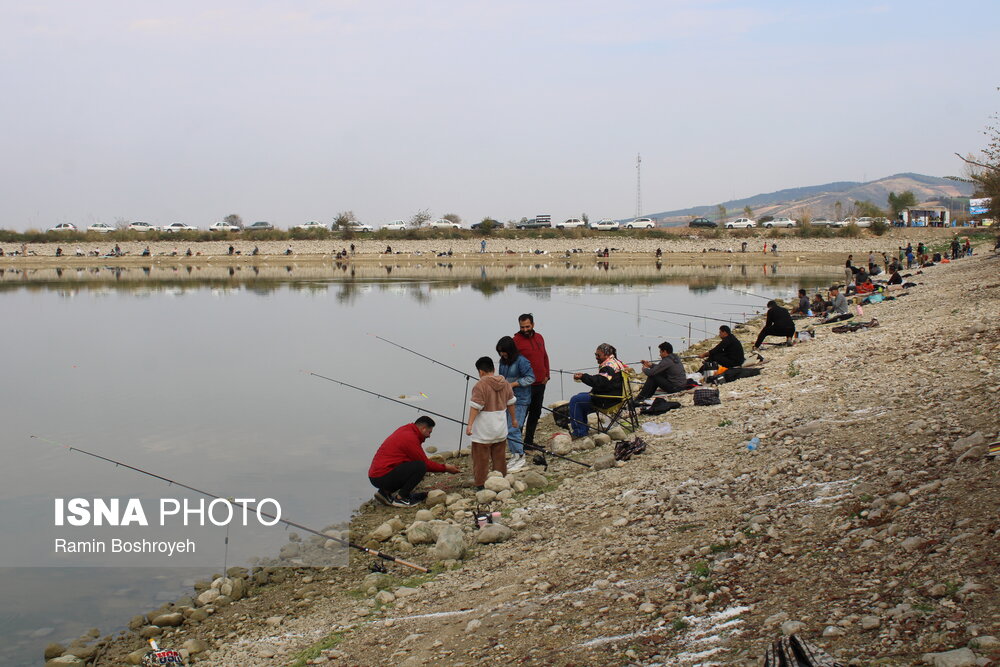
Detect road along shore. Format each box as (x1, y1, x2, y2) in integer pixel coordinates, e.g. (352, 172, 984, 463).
(51, 250, 1000, 666)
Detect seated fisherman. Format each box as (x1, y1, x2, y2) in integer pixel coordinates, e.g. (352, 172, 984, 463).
(887, 268, 902, 285)
(791, 288, 810, 316)
(634, 341, 687, 402)
(811, 293, 830, 315)
(698, 325, 745, 370)
(368, 416, 459, 508)
(753, 301, 796, 351)
(821, 285, 853, 324)
(568, 343, 627, 439)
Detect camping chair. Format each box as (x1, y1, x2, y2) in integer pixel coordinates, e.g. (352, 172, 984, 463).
(591, 368, 641, 435)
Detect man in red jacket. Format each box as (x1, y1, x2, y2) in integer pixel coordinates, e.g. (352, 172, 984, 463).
(368, 416, 459, 508)
(513, 313, 550, 448)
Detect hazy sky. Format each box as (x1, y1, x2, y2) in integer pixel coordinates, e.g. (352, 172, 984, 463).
(2, 1, 996, 230)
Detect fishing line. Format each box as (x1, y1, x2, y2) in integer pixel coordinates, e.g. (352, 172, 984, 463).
(30, 435, 429, 572)
(309, 372, 467, 425)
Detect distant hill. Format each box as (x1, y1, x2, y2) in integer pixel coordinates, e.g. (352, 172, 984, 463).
(648, 173, 975, 224)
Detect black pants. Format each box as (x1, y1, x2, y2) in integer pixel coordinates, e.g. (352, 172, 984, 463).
(635, 375, 685, 401)
(523, 383, 546, 446)
(707, 350, 743, 368)
(754, 324, 795, 349)
(369, 460, 426, 498)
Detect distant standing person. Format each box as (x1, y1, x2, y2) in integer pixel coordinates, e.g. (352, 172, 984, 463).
(480, 239, 487, 253)
(741, 241, 748, 253)
(466, 356, 517, 488)
(753, 301, 796, 350)
(844, 254, 854, 286)
(513, 313, 550, 448)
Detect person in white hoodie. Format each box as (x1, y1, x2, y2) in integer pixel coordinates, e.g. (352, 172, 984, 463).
(466, 356, 517, 488)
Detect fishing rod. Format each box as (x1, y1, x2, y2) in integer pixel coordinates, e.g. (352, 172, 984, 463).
(31, 435, 429, 572)
(731, 288, 772, 300)
(643, 308, 737, 324)
(310, 372, 466, 426)
(554, 299, 707, 331)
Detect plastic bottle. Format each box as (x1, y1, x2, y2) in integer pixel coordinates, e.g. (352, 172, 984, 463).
(747, 437, 760, 451)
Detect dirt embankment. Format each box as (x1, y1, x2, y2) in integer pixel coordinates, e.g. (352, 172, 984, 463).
(79, 251, 999, 667)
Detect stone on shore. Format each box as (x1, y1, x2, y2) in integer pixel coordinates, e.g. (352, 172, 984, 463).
(476, 523, 513, 544)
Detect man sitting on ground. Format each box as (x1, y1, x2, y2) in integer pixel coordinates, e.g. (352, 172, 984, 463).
(821, 285, 852, 324)
(811, 293, 830, 315)
(634, 341, 687, 403)
(698, 325, 745, 370)
(753, 300, 796, 351)
(568, 343, 627, 439)
(791, 288, 810, 317)
(368, 416, 459, 508)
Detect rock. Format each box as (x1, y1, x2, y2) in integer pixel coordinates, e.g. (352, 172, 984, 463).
(887, 492, 911, 507)
(126, 649, 148, 665)
(860, 615, 881, 630)
(852, 482, 876, 497)
(395, 586, 419, 597)
(639, 602, 657, 614)
(426, 490, 447, 506)
(265, 616, 284, 627)
(512, 480, 527, 492)
(44, 644, 66, 660)
(764, 612, 789, 627)
(431, 525, 467, 560)
(968, 636, 1000, 650)
(781, 620, 806, 636)
(921, 647, 977, 667)
(593, 433, 612, 447)
(476, 489, 498, 504)
(414, 509, 434, 522)
(901, 536, 925, 552)
(279, 542, 301, 559)
(375, 590, 396, 604)
(45, 657, 85, 666)
(187, 609, 209, 622)
(369, 521, 397, 542)
(593, 454, 616, 471)
(150, 612, 183, 627)
(128, 615, 147, 631)
(551, 434, 572, 454)
(575, 436, 595, 451)
(405, 521, 436, 546)
(466, 619, 482, 632)
(822, 626, 845, 637)
(483, 477, 510, 493)
(951, 432, 985, 452)
(196, 588, 220, 606)
(138, 626, 162, 638)
(476, 524, 513, 544)
(182, 639, 209, 654)
(520, 471, 547, 489)
(608, 426, 628, 441)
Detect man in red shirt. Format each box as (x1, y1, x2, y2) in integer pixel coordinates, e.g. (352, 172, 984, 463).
(368, 416, 459, 508)
(513, 313, 550, 448)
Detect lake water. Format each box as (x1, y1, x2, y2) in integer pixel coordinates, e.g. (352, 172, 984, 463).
(0, 259, 838, 665)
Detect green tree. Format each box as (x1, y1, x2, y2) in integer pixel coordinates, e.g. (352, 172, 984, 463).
(887, 191, 917, 219)
(224, 214, 243, 229)
(854, 200, 886, 218)
(408, 209, 432, 228)
(477, 217, 498, 234)
(716, 204, 727, 222)
(743, 205, 754, 219)
(956, 91, 1000, 222)
(834, 201, 843, 221)
(333, 211, 357, 229)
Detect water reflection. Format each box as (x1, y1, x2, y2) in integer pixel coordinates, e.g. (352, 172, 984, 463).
(0, 261, 837, 298)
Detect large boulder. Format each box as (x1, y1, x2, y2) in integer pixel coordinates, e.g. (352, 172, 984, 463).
(431, 525, 467, 560)
(405, 521, 436, 546)
(483, 476, 511, 493)
(425, 490, 447, 506)
(519, 470, 547, 489)
(368, 521, 397, 542)
(476, 524, 513, 544)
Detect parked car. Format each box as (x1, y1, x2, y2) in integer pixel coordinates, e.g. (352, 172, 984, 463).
(429, 219, 460, 229)
(810, 217, 835, 227)
(127, 221, 155, 232)
(160, 222, 198, 233)
(625, 217, 655, 229)
(87, 223, 115, 233)
(515, 218, 552, 229)
(345, 222, 373, 232)
(689, 217, 717, 228)
(382, 220, 406, 231)
(293, 221, 327, 231)
(556, 218, 586, 229)
(209, 221, 241, 232)
(245, 221, 274, 232)
(855, 217, 874, 228)
(589, 219, 620, 231)
(48, 223, 78, 232)
(763, 217, 797, 229)
(726, 218, 756, 229)
(831, 218, 856, 228)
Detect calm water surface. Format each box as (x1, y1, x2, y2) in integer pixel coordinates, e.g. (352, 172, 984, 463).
(0, 261, 837, 665)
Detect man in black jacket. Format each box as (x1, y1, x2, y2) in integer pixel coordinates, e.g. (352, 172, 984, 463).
(568, 343, 626, 438)
(753, 301, 796, 350)
(699, 325, 745, 369)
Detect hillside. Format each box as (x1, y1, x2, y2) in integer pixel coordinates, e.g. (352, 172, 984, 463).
(650, 173, 976, 224)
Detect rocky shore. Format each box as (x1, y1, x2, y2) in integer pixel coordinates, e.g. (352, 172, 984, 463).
(48, 247, 998, 666)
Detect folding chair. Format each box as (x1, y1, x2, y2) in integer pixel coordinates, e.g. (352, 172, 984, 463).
(592, 368, 640, 434)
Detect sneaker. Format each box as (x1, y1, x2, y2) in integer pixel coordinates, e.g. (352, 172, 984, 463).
(390, 494, 419, 508)
(508, 454, 526, 472)
(373, 490, 393, 507)
(409, 491, 428, 502)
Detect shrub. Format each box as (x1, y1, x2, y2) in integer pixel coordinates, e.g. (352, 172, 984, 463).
(870, 220, 889, 236)
(837, 223, 862, 238)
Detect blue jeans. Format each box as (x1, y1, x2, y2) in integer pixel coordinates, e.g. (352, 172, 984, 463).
(506, 401, 528, 454)
(568, 392, 593, 438)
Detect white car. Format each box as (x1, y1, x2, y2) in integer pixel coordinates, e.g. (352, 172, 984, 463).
(48, 223, 78, 232)
(209, 221, 241, 232)
(855, 217, 874, 228)
(625, 217, 655, 229)
(556, 218, 586, 229)
(127, 221, 156, 232)
(160, 222, 198, 233)
(589, 219, 620, 231)
(87, 223, 115, 233)
(429, 219, 460, 229)
(382, 220, 406, 231)
(345, 222, 373, 232)
(726, 218, 756, 229)
(762, 217, 797, 229)
(293, 221, 327, 231)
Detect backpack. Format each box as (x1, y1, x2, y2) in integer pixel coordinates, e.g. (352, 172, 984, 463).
(552, 403, 570, 429)
(693, 388, 721, 406)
